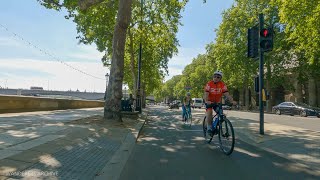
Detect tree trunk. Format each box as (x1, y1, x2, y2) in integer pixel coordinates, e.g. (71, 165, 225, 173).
(317, 79, 320, 107)
(303, 81, 309, 104)
(141, 83, 146, 108)
(128, 27, 137, 98)
(242, 76, 249, 110)
(104, 0, 133, 121)
(270, 88, 276, 109)
(241, 77, 246, 107)
(308, 76, 317, 106)
(294, 78, 303, 103)
(266, 58, 272, 112)
(239, 87, 244, 107)
(245, 87, 250, 110)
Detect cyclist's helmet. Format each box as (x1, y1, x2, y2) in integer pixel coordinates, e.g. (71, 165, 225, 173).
(186, 92, 191, 96)
(213, 70, 223, 78)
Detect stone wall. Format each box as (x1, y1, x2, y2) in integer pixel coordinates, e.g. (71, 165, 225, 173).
(0, 95, 104, 114)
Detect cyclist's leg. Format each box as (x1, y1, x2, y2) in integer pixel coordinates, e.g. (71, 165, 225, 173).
(206, 108, 213, 130)
(188, 105, 192, 124)
(185, 105, 190, 119)
(182, 105, 186, 121)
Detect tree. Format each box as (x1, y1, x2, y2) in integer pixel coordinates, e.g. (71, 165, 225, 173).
(39, 0, 189, 120)
(274, 0, 320, 65)
(38, 0, 133, 121)
(104, 0, 133, 120)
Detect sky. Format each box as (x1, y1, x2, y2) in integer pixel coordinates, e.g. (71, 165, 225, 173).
(0, 0, 234, 93)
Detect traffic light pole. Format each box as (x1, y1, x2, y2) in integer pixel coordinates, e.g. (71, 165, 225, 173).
(259, 14, 264, 135)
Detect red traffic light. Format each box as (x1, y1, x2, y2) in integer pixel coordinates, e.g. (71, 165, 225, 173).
(259, 27, 273, 52)
(260, 28, 271, 37)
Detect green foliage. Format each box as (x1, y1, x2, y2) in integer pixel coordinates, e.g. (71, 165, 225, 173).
(123, 0, 187, 95)
(38, 0, 187, 97)
(159, 0, 319, 103)
(275, 0, 320, 65)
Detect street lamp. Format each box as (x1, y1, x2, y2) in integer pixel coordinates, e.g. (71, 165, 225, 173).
(104, 73, 109, 100)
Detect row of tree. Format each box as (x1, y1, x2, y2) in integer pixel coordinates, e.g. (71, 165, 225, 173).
(153, 0, 320, 111)
(38, 0, 190, 121)
(38, 0, 319, 118)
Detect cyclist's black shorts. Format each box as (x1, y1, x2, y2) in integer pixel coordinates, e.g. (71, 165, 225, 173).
(205, 103, 219, 113)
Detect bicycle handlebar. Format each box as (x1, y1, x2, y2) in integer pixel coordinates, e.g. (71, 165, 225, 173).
(205, 102, 233, 108)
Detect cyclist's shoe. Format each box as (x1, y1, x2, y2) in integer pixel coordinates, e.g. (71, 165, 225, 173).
(207, 129, 213, 137)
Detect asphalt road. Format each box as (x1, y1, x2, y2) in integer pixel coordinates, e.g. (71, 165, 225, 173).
(211, 109, 320, 132)
(120, 106, 317, 180)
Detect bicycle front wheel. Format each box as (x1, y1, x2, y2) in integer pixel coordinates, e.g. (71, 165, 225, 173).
(202, 116, 207, 138)
(218, 117, 235, 155)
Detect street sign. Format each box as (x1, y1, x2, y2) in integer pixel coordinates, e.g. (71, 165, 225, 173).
(185, 86, 192, 90)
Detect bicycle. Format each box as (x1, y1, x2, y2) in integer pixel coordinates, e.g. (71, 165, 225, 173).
(183, 105, 192, 126)
(202, 103, 235, 155)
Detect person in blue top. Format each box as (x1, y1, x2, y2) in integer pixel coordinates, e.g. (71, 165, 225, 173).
(182, 92, 192, 121)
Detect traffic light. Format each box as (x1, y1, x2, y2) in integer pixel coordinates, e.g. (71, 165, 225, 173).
(247, 26, 259, 58)
(259, 27, 273, 52)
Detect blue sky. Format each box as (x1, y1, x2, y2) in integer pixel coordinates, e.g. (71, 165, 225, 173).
(0, 0, 234, 92)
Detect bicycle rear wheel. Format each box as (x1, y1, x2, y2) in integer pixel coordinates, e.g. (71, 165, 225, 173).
(218, 117, 235, 155)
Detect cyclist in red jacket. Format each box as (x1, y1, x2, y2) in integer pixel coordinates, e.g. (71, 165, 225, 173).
(203, 70, 236, 135)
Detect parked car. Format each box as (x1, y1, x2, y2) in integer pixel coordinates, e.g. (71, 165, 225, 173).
(169, 102, 180, 109)
(272, 102, 320, 117)
(192, 98, 204, 109)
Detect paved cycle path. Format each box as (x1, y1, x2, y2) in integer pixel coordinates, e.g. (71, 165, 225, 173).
(120, 106, 317, 179)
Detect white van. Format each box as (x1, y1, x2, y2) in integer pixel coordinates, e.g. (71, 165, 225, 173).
(192, 98, 203, 109)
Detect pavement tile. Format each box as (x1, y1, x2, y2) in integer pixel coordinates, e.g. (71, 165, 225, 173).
(33, 137, 88, 154)
(0, 134, 32, 148)
(0, 150, 22, 161)
(0, 109, 146, 180)
(0, 159, 33, 176)
(27, 142, 66, 154)
(7, 151, 49, 164)
(6, 135, 64, 151)
(0, 176, 8, 180)
(20, 137, 121, 180)
(60, 129, 94, 141)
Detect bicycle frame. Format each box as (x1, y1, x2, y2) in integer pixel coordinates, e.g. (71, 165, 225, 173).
(208, 103, 224, 127)
(203, 102, 235, 155)
(205, 103, 231, 138)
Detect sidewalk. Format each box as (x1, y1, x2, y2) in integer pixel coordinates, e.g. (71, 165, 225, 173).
(0, 108, 147, 180)
(228, 113, 320, 177)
